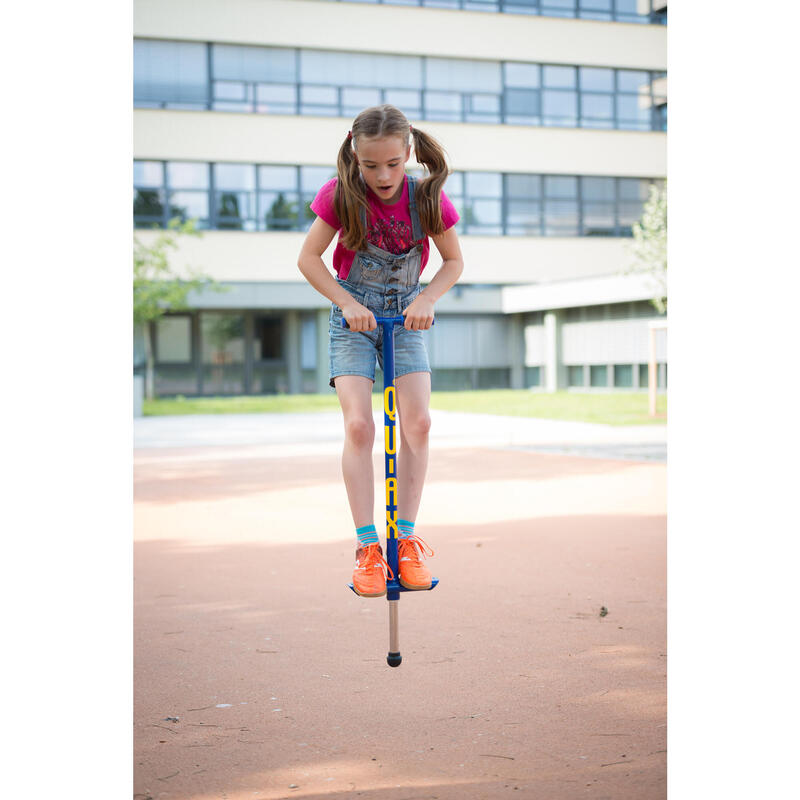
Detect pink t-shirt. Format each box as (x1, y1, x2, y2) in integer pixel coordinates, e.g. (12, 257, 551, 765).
(310, 175, 460, 280)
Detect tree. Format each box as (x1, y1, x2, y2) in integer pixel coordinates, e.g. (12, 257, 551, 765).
(625, 180, 667, 314)
(133, 217, 217, 399)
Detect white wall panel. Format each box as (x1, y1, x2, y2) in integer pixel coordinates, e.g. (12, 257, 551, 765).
(134, 0, 667, 70)
(134, 109, 666, 178)
(524, 323, 546, 366)
(562, 318, 666, 363)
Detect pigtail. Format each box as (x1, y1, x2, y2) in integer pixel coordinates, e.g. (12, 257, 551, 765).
(334, 134, 369, 251)
(411, 126, 449, 238)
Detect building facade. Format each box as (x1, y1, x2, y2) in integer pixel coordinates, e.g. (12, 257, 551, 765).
(133, 0, 667, 396)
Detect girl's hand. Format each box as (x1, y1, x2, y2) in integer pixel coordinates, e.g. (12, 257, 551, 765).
(341, 300, 377, 332)
(402, 293, 435, 330)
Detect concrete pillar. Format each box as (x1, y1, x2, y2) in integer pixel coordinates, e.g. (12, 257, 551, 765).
(509, 313, 524, 390)
(544, 309, 566, 393)
(315, 308, 330, 393)
(285, 310, 301, 394)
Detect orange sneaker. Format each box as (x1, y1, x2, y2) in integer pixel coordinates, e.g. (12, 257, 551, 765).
(353, 544, 393, 598)
(398, 535, 434, 590)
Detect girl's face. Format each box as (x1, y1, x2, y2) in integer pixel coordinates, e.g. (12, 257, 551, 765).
(355, 135, 411, 204)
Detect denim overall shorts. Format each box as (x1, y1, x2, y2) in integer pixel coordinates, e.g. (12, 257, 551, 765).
(329, 176, 432, 388)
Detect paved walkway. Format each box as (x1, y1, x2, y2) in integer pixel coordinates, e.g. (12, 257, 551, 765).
(134, 411, 667, 463)
(134, 412, 667, 799)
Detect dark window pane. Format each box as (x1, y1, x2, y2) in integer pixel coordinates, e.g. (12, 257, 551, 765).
(568, 365, 584, 386)
(590, 365, 608, 387)
(254, 316, 283, 360)
(134, 189, 165, 222)
(614, 364, 633, 387)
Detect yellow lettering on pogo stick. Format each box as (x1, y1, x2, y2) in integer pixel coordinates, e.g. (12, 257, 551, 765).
(384, 386, 396, 455)
(384, 386, 395, 420)
(385, 477, 398, 538)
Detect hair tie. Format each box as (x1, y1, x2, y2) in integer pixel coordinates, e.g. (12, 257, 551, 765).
(347, 131, 352, 140)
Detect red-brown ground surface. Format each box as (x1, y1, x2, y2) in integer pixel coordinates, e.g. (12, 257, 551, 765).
(134, 442, 666, 800)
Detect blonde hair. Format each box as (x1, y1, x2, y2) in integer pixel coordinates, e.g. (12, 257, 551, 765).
(334, 104, 450, 251)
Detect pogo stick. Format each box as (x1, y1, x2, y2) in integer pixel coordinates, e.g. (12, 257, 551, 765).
(342, 315, 438, 667)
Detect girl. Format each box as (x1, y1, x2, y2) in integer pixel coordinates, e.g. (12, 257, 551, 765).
(297, 105, 463, 598)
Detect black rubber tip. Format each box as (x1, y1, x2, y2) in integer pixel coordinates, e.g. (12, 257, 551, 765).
(387, 652, 402, 668)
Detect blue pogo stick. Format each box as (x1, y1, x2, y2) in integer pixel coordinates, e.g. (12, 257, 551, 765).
(342, 315, 438, 668)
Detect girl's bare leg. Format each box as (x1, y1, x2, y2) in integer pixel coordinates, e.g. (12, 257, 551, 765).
(394, 371, 432, 522)
(334, 375, 376, 528)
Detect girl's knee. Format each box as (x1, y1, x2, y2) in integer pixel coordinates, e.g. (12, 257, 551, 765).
(344, 415, 375, 449)
(401, 411, 431, 442)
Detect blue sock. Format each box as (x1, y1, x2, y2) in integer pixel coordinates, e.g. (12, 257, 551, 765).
(398, 519, 415, 540)
(356, 524, 379, 548)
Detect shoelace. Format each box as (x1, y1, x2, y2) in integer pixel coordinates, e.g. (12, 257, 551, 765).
(398, 534, 434, 561)
(357, 544, 394, 580)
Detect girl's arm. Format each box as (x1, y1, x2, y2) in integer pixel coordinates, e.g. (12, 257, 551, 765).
(297, 217, 377, 332)
(402, 227, 464, 330)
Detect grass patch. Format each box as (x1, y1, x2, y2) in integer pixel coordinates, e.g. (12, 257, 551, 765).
(144, 389, 666, 426)
(429, 390, 666, 426)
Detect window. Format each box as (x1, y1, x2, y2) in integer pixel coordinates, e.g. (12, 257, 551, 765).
(134, 39, 207, 109)
(214, 163, 256, 230)
(506, 174, 542, 235)
(259, 166, 300, 231)
(135, 161, 655, 239)
(544, 176, 578, 236)
(568, 365, 585, 387)
(167, 162, 210, 228)
(134, 161, 165, 227)
(212, 44, 297, 113)
(590, 365, 608, 387)
(155, 316, 192, 363)
(135, 39, 666, 131)
(201, 313, 245, 395)
(253, 316, 283, 360)
(581, 176, 616, 236)
(613, 364, 633, 388)
(463, 172, 503, 234)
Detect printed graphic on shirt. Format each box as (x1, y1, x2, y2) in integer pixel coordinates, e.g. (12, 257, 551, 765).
(368, 216, 415, 255)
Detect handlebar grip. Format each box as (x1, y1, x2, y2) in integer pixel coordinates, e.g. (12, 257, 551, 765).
(341, 316, 435, 329)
